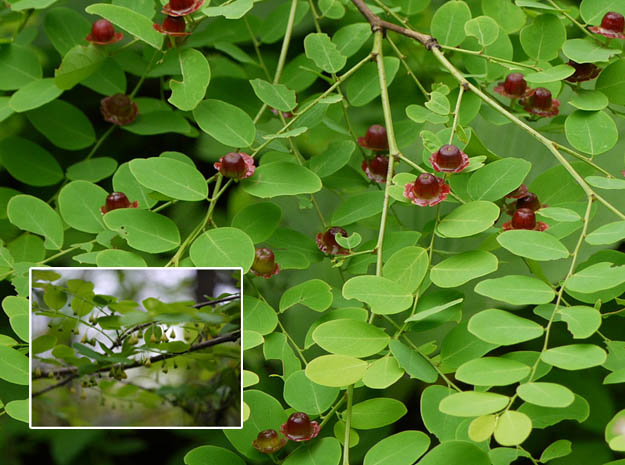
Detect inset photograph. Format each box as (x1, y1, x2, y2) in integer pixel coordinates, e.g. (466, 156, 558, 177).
(30, 267, 242, 428)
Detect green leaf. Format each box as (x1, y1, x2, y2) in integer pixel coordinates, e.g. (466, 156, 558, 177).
(10, 314, 28, 342)
(537, 207, 581, 223)
(364, 430, 429, 465)
(568, 90, 609, 111)
(305, 354, 368, 387)
(475, 275, 555, 305)
(129, 157, 208, 201)
(468, 158, 532, 201)
(242, 330, 263, 350)
(168, 48, 210, 112)
(494, 410, 532, 446)
(516, 382, 575, 408)
(32, 334, 57, 354)
(0, 45, 42, 90)
(0, 345, 29, 385)
(519, 14, 566, 61)
(193, 99, 256, 147)
(405, 104, 449, 124)
(334, 232, 361, 250)
(313, 319, 389, 357)
(540, 440, 572, 463)
(465, 16, 499, 46)
(43, 285, 67, 310)
(430, 250, 498, 288)
(260, 1, 310, 44)
(362, 356, 404, 389)
(456, 357, 531, 386)
(242, 162, 322, 198)
(308, 140, 356, 177)
(243, 296, 277, 336)
(425, 91, 450, 115)
(283, 438, 341, 465)
(566, 262, 625, 293)
(54, 45, 106, 90)
(350, 398, 407, 430)
(203, 0, 253, 19)
(96, 249, 147, 267)
(565, 110, 618, 156)
(343, 275, 413, 315)
(440, 323, 497, 372)
(469, 309, 544, 345)
(9, 78, 63, 112)
(586, 221, 625, 245)
(44, 7, 91, 55)
(304, 32, 346, 73)
(332, 23, 371, 58)
(562, 39, 621, 64)
(8, 195, 64, 249)
(383, 246, 428, 293)
(113, 162, 156, 209)
(103, 209, 180, 253)
(67, 157, 118, 182)
(250, 79, 296, 112)
(421, 386, 467, 441)
(437, 201, 500, 238)
(524, 65, 575, 83)
(85, 3, 163, 49)
(189, 227, 255, 272)
(389, 339, 438, 382)
(469, 415, 497, 442)
(430, 0, 472, 47)
(232, 202, 281, 243)
(0, 136, 63, 186)
(585, 176, 625, 190)
(541, 344, 607, 370)
(58, 181, 107, 233)
(497, 230, 569, 261)
(346, 57, 400, 107)
(331, 191, 385, 226)
(283, 370, 339, 415)
(439, 391, 510, 417)
(4, 399, 28, 423)
(27, 100, 96, 150)
(482, 0, 526, 33)
(123, 111, 192, 136)
(559, 305, 601, 339)
(597, 59, 625, 105)
(280, 279, 333, 313)
(519, 394, 589, 429)
(184, 446, 245, 465)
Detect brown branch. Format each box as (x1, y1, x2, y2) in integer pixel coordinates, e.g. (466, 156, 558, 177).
(350, 0, 439, 49)
(32, 330, 241, 397)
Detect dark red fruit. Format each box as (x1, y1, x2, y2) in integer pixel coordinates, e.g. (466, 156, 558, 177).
(362, 154, 390, 183)
(214, 152, 255, 180)
(503, 208, 548, 231)
(565, 60, 601, 82)
(153, 16, 190, 36)
(316, 227, 349, 255)
(252, 429, 287, 454)
(100, 192, 139, 214)
(516, 193, 541, 211)
(100, 94, 139, 126)
(495, 73, 529, 99)
(589, 12, 625, 38)
(522, 88, 560, 118)
(162, 0, 204, 16)
(280, 412, 321, 442)
(403, 173, 450, 207)
(358, 124, 388, 151)
(430, 144, 469, 173)
(86, 19, 123, 45)
(251, 248, 279, 278)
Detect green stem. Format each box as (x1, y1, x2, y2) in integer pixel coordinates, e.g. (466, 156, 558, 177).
(273, 0, 298, 85)
(318, 395, 346, 429)
(439, 45, 542, 71)
(449, 85, 464, 143)
(342, 385, 354, 465)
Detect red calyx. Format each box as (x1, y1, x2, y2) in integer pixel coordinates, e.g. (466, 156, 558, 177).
(430, 144, 469, 173)
(522, 87, 560, 118)
(153, 16, 190, 36)
(252, 429, 287, 454)
(162, 0, 204, 17)
(214, 152, 256, 180)
(280, 412, 321, 442)
(403, 173, 450, 207)
(494, 73, 529, 99)
(100, 192, 139, 213)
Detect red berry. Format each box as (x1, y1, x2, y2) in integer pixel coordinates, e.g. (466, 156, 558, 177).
(251, 248, 279, 278)
(100, 192, 139, 213)
(404, 174, 450, 207)
(531, 88, 552, 110)
(358, 124, 388, 151)
(170, 0, 194, 9)
(252, 429, 287, 454)
(214, 152, 256, 180)
(162, 0, 204, 16)
(511, 208, 537, 230)
(316, 227, 349, 255)
(601, 11, 624, 33)
(430, 144, 469, 173)
(280, 412, 320, 442)
(516, 193, 541, 211)
(565, 61, 601, 83)
(100, 94, 139, 126)
(503, 73, 527, 97)
(91, 20, 115, 42)
(362, 154, 390, 183)
(522, 88, 560, 118)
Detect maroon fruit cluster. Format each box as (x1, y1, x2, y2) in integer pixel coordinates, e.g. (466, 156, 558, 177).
(154, 0, 203, 36)
(495, 74, 560, 118)
(503, 185, 548, 231)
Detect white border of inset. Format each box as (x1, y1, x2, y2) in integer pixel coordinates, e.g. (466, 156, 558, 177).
(29, 266, 244, 430)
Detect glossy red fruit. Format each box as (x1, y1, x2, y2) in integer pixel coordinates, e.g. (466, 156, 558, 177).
(494, 73, 529, 99)
(403, 173, 450, 207)
(86, 19, 123, 45)
(100, 94, 139, 126)
(357, 124, 388, 151)
(316, 227, 349, 255)
(214, 152, 255, 180)
(280, 412, 321, 442)
(162, 0, 204, 16)
(100, 192, 139, 213)
(522, 88, 560, 118)
(430, 144, 470, 173)
(589, 11, 625, 38)
(503, 208, 548, 231)
(565, 60, 601, 83)
(362, 154, 390, 183)
(153, 16, 190, 36)
(251, 248, 280, 278)
(516, 193, 541, 211)
(252, 429, 287, 454)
